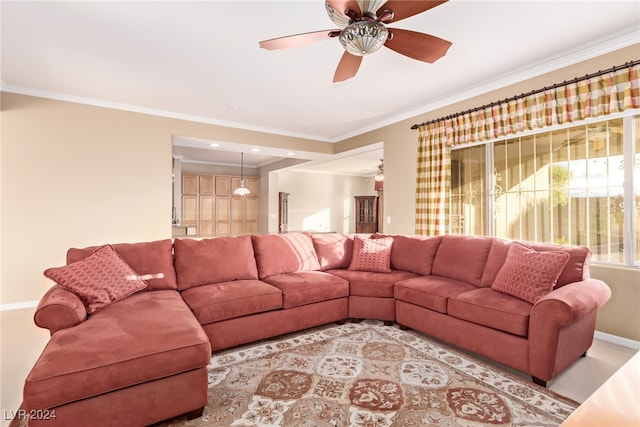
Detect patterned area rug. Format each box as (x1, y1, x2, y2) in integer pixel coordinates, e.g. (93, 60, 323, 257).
(159, 321, 578, 426)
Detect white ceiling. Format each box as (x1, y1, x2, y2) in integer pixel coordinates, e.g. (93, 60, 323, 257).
(2, 0, 639, 174)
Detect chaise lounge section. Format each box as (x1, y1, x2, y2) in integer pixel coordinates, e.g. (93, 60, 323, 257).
(23, 232, 611, 425)
(26, 240, 211, 427)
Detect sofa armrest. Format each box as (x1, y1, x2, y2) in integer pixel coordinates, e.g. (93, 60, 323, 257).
(528, 278, 611, 382)
(531, 278, 611, 324)
(34, 285, 87, 335)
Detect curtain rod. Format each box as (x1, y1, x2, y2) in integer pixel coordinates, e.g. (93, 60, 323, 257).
(410, 59, 640, 130)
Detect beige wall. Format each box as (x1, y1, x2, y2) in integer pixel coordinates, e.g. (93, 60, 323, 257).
(276, 170, 377, 233)
(1, 96, 172, 304)
(0, 93, 333, 305)
(257, 157, 309, 234)
(591, 265, 640, 341)
(2, 43, 639, 340)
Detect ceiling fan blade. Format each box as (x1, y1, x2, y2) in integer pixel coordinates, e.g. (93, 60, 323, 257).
(259, 30, 340, 50)
(333, 52, 363, 83)
(385, 28, 451, 63)
(378, 0, 448, 23)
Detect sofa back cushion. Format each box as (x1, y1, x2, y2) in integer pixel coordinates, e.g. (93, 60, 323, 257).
(481, 239, 591, 288)
(252, 233, 321, 279)
(378, 234, 442, 276)
(431, 235, 493, 286)
(530, 243, 591, 286)
(174, 236, 259, 290)
(311, 233, 355, 270)
(67, 239, 177, 291)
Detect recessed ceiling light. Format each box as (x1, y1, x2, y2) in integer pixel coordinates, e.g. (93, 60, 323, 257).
(251, 148, 260, 152)
(210, 143, 220, 147)
(286, 152, 295, 156)
(225, 104, 239, 109)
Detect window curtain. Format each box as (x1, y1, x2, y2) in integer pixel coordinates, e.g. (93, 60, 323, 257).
(416, 122, 450, 235)
(415, 62, 640, 236)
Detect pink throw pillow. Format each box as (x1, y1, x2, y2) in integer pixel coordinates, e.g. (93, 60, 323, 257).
(348, 235, 393, 273)
(44, 245, 147, 313)
(492, 242, 570, 304)
(66, 239, 177, 291)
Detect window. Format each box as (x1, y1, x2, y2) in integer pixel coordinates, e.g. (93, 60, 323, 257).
(450, 145, 486, 236)
(451, 114, 639, 267)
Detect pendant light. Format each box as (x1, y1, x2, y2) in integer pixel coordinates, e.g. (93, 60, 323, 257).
(233, 152, 250, 196)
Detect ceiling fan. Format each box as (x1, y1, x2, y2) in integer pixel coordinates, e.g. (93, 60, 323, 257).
(259, 0, 452, 83)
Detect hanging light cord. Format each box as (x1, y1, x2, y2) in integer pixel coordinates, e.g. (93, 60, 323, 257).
(240, 152, 244, 181)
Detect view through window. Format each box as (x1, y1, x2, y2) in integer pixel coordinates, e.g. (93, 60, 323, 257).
(450, 115, 639, 266)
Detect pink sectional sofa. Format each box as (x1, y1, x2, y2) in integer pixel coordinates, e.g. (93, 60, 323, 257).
(23, 232, 611, 426)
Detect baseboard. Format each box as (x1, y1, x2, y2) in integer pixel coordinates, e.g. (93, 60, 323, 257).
(0, 300, 39, 312)
(594, 330, 640, 350)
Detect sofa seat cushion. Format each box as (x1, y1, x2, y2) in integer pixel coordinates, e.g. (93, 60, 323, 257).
(394, 276, 477, 313)
(329, 269, 419, 298)
(181, 280, 282, 324)
(262, 271, 349, 309)
(447, 288, 532, 337)
(24, 291, 210, 411)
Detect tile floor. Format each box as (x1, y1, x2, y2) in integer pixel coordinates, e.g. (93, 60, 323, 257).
(1, 307, 637, 427)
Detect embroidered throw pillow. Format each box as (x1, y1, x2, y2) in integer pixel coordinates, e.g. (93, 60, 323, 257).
(44, 244, 147, 313)
(348, 235, 393, 273)
(492, 242, 570, 304)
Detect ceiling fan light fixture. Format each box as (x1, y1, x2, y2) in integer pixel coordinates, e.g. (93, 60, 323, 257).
(339, 21, 388, 56)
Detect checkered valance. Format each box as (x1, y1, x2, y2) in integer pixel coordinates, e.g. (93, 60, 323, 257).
(415, 62, 640, 236)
